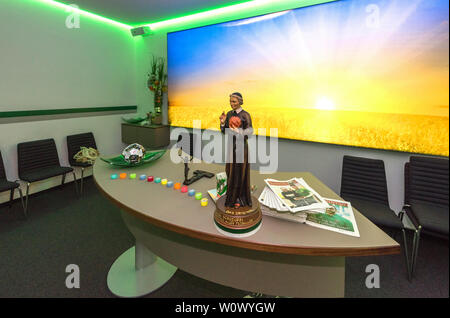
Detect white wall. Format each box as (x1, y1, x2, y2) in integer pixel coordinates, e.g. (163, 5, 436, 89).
(0, 0, 136, 110)
(0, 0, 136, 203)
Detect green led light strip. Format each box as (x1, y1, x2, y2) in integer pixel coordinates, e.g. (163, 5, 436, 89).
(35, 0, 337, 33)
(145, 0, 273, 30)
(35, 0, 132, 29)
(143, 0, 337, 31)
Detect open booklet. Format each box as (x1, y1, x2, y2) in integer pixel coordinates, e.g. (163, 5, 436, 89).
(264, 177, 329, 213)
(259, 177, 360, 237)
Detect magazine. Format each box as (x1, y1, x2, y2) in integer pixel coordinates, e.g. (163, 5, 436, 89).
(306, 198, 360, 237)
(264, 177, 329, 213)
(258, 186, 289, 211)
(260, 196, 359, 237)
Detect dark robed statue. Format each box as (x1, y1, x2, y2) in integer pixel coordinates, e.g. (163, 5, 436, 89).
(214, 92, 262, 237)
(219, 92, 253, 208)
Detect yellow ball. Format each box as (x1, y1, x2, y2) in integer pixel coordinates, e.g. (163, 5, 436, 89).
(200, 198, 208, 207)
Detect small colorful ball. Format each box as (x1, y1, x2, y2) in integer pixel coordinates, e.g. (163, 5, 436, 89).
(195, 192, 202, 200)
(147, 176, 154, 182)
(155, 177, 161, 183)
(161, 178, 167, 185)
(139, 174, 146, 180)
(119, 173, 127, 179)
(111, 174, 118, 180)
(181, 186, 188, 193)
(129, 173, 136, 179)
(200, 198, 208, 207)
(188, 189, 196, 196)
(167, 181, 173, 188)
(174, 182, 181, 190)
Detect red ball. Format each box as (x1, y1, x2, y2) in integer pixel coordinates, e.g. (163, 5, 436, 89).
(229, 116, 241, 129)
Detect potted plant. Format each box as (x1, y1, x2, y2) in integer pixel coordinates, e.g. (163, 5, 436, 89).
(147, 55, 168, 125)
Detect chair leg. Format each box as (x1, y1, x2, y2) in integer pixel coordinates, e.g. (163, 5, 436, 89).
(401, 228, 411, 282)
(72, 171, 79, 196)
(16, 187, 26, 219)
(80, 168, 84, 195)
(24, 183, 30, 216)
(411, 226, 422, 278)
(9, 189, 14, 209)
(61, 173, 66, 186)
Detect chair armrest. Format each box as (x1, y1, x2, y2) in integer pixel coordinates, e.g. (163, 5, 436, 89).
(402, 205, 420, 230)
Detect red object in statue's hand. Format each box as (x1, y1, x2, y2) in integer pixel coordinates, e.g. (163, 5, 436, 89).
(229, 116, 241, 129)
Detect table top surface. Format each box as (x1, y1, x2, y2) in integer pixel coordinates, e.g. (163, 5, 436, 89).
(94, 151, 400, 256)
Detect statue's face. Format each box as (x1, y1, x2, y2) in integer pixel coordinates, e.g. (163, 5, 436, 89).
(229, 96, 240, 110)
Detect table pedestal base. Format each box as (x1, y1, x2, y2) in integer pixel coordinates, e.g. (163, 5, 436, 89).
(107, 241, 177, 298)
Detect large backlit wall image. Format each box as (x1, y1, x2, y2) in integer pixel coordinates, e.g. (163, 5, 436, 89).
(168, 0, 449, 156)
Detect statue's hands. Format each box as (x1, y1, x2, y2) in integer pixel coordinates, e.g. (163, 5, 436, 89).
(230, 126, 240, 134)
(219, 111, 226, 125)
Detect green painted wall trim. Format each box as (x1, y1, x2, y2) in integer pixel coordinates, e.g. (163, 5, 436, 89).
(0, 106, 137, 118)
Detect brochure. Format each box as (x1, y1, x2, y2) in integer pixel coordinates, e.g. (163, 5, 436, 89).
(306, 198, 360, 237)
(264, 177, 329, 213)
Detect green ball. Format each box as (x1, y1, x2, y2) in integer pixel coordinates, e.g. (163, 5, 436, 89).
(130, 173, 137, 179)
(195, 192, 202, 200)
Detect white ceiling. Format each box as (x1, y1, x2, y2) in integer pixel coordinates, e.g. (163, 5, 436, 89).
(56, 0, 252, 26)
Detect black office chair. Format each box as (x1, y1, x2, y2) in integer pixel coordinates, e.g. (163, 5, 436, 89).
(340, 155, 411, 280)
(0, 151, 26, 218)
(67, 132, 97, 195)
(403, 156, 449, 278)
(18, 138, 78, 215)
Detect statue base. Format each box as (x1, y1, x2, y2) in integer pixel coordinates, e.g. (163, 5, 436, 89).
(214, 196, 262, 238)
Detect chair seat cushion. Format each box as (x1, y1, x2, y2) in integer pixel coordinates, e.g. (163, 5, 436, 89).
(345, 196, 404, 230)
(0, 180, 19, 192)
(410, 199, 449, 236)
(20, 166, 73, 183)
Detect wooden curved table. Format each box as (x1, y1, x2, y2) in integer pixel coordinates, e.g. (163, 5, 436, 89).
(94, 151, 400, 297)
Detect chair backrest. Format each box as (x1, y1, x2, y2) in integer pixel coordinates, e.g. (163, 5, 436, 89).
(0, 150, 7, 181)
(66, 132, 97, 166)
(406, 156, 449, 207)
(17, 139, 60, 177)
(340, 155, 389, 205)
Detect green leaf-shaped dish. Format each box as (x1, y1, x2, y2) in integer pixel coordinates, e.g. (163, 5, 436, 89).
(100, 150, 166, 167)
(121, 116, 147, 124)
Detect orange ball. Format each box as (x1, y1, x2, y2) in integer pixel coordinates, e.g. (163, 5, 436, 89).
(119, 173, 127, 179)
(229, 116, 241, 129)
(174, 182, 181, 190)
